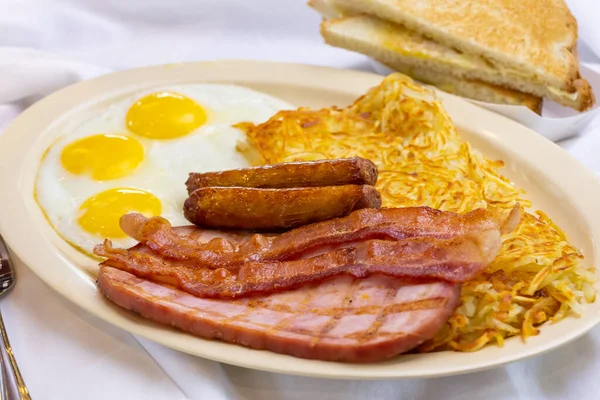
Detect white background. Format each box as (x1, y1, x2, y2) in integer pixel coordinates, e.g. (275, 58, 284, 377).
(1, 0, 600, 399)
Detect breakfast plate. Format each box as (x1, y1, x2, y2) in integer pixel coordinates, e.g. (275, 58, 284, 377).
(1, 60, 600, 379)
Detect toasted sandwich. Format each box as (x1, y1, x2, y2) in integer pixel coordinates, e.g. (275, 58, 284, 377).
(310, 0, 594, 111)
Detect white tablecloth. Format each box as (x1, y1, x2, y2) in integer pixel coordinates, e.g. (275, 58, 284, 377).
(1, 1, 600, 399)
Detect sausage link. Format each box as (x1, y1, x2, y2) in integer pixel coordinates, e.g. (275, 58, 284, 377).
(185, 157, 378, 194)
(183, 185, 382, 230)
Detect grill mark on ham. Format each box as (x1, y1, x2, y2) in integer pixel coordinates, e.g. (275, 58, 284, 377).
(367, 286, 400, 342)
(315, 278, 357, 345)
(271, 281, 318, 335)
(98, 267, 460, 362)
(210, 297, 445, 317)
(117, 205, 519, 269)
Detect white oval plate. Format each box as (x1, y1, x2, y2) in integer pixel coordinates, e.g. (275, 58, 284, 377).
(0, 60, 599, 379)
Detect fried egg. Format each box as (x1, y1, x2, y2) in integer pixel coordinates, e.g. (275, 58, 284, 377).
(35, 84, 293, 255)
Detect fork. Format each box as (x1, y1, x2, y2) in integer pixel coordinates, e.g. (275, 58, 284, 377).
(0, 235, 31, 400)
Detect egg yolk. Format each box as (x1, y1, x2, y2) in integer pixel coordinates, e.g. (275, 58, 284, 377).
(61, 134, 144, 180)
(126, 92, 207, 139)
(78, 188, 161, 238)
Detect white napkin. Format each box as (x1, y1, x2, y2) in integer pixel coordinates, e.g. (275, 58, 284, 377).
(0, 48, 109, 105)
(1, 1, 600, 399)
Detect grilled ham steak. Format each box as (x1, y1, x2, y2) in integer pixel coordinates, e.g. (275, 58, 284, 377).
(98, 266, 460, 362)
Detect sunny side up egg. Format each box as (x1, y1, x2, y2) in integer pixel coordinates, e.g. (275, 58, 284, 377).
(35, 84, 293, 255)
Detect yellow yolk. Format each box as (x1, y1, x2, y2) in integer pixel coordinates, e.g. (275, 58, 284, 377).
(61, 134, 144, 180)
(78, 188, 161, 238)
(126, 92, 207, 139)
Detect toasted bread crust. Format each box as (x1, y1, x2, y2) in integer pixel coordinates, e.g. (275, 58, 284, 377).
(321, 18, 543, 112)
(319, 13, 593, 111)
(337, 0, 581, 90)
(573, 78, 595, 111)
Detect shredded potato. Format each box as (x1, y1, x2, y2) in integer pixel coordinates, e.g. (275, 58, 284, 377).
(236, 73, 598, 352)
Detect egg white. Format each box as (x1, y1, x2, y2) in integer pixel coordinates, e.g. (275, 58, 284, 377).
(35, 84, 293, 255)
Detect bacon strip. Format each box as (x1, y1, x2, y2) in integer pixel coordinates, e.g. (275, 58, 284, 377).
(96, 229, 501, 299)
(118, 205, 519, 269)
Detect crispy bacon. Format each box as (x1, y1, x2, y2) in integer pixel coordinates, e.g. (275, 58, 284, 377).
(117, 205, 519, 269)
(95, 229, 501, 298)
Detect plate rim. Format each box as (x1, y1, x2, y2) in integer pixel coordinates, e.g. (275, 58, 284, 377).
(1, 59, 600, 379)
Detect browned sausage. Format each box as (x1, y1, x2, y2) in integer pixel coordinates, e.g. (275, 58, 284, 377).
(183, 185, 382, 230)
(185, 157, 378, 194)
